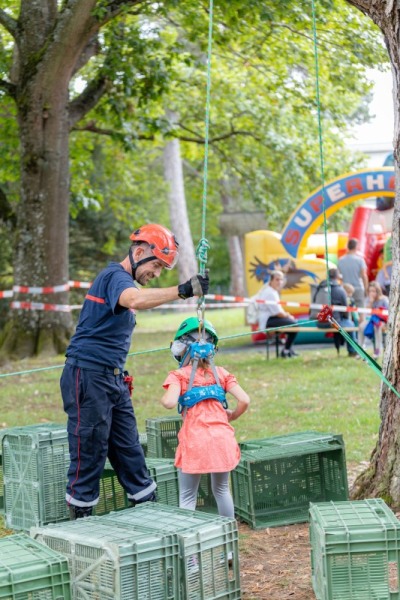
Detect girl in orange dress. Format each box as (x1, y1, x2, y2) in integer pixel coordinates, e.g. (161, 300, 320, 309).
(161, 317, 250, 517)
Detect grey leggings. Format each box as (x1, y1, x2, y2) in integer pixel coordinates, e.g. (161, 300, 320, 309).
(178, 470, 234, 518)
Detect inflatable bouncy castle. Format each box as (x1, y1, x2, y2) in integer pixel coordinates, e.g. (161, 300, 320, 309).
(245, 168, 394, 338)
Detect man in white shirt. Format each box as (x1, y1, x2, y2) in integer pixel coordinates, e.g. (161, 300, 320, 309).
(258, 270, 298, 358)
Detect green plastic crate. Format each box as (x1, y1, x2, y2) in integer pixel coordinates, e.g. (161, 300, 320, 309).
(139, 432, 148, 456)
(96, 458, 179, 515)
(2, 423, 149, 528)
(145, 416, 218, 513)
(103, 503, 241, 600)
(239, 431, 343, 452)
(0, 533, 71, 599)
(310, 499, 400, 600)
(0, 428, 9, 514)
(232, 437, 348, 529)
(146, 416, 182, 459)
(3, 424, 70, 530)
(31, 518, 179, 600)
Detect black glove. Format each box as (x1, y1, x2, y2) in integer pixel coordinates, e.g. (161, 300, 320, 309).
(178, 271, 209, 299)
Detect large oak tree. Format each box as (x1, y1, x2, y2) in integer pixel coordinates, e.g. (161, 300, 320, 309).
(0, 0, 387, 358)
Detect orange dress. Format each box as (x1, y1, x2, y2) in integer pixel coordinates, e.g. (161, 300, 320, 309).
(163, 365, 241, 474)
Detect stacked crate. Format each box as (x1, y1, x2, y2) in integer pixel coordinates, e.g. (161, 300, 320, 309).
(232, 433, 348, 528)
(31, 518, 180, 600)
(0, 533, 71, 599)
(146, 416, 218, 513)
(0, 427, 9, 513)
(309, 499, 400, 600)
(239, 430, 340, 451)
(139, 431, 148, 456)
(2, 422, 151, 529)
(101, 503, 241, 600)
(96, 457, 179, 515)
(2, 423, 70, 530)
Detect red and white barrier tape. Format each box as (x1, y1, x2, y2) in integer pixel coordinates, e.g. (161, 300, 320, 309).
(1, 287, 389, 317)
(11, 301, 247, 312)
(11, 301, 76, 312)
(204, 294, 388, 317)
(3, 280, 92, 296)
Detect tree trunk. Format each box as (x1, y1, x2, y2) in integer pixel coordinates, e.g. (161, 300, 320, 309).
(220, 177, 246, 296)
(345, 0, 400, 504)
(0, 0, 135, 360)
(163, 110, 197, 280)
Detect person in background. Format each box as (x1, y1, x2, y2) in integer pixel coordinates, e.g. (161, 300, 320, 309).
(376, 265, 392, 296)
(376, 235, 392, 296)
(60, 224, 209, 519)
(322, 269, 357, 357)
(257, 270, 298, 358)
(161, 317, 250, 518)
(338, 238, 368, 320)
(342, 283, 359, 328)
(357, 281, 389, 359)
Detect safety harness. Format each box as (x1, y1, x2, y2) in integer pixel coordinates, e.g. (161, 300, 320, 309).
(178, 340, 228, 414)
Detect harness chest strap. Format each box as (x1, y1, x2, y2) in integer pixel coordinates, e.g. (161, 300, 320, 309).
(178, 383, 228, 414)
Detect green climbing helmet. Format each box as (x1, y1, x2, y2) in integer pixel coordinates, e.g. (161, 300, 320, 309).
(174, 316, 218, 345)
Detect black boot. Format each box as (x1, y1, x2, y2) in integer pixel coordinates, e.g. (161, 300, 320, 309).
(69, 505, 93, 520)
(129, 491, 157, 507)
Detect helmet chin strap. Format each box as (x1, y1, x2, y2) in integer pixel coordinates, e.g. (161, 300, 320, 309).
(129, 247, 157, 280)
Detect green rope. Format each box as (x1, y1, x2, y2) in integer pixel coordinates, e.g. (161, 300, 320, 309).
(195, 0, 214, 331)
(0, 319, 317, 378)
(334, 321, 400, 400)
(196, 238, 210, 276)
(311, 0, 331, 304)
(198, 0, 214, 278)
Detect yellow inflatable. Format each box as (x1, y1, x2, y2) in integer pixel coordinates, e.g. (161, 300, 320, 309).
(244, 230, 340, 316)
(245, 168, 395, 317)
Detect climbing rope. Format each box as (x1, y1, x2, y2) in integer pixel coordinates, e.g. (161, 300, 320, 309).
(195, 0, 214, 337)
(317, 306, 400, 400)
(311, 0, 331, 304)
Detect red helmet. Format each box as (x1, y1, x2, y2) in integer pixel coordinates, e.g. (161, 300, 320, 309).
(130, 224, 179, 269)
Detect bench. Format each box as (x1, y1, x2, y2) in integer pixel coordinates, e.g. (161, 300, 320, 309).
(266, 326, 359, 359)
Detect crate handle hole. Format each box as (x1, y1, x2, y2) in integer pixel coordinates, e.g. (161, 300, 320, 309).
(389, 561, 399, 593)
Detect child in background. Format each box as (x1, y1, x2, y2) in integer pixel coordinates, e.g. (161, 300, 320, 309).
(161, 317, 250, 518)
(358, 281, 389, 358)
(343, 283, 359, 328)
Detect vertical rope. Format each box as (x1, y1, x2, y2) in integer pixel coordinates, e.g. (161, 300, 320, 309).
(196, 0, 214, 334)
(196, 0, 214, 277)
(311, 0, 331, 304)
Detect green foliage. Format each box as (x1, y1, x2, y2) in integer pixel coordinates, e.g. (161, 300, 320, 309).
(0, 0, 390, 289)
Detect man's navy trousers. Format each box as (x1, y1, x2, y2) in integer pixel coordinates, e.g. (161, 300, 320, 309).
(60, 359, 156, 508)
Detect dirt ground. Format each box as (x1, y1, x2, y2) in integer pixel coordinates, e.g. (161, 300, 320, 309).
(239, 521, 312, 600)
(238, 462, 369, 600)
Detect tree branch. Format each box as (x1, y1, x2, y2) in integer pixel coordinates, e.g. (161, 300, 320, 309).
(176, 122, 262, 144)
(72, 120, 154, 140)
(72, 36, 101, 76)
(69, 76, 110, 127)
(0, 79, 16, 98)
(97, 0, 149, 24)
(0, 8, 18, 38)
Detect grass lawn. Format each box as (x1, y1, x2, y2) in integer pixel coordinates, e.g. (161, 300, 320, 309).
(0, 307, 380, 464)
